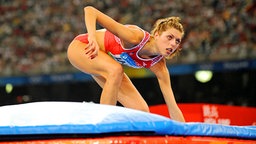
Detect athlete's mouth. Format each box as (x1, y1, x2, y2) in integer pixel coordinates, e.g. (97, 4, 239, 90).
(166, 48, 173, 55)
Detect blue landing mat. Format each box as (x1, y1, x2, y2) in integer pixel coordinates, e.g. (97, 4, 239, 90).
(0, 102, 255, 139)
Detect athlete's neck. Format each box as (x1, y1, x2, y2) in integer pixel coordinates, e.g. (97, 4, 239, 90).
(139, 36, 158, 58)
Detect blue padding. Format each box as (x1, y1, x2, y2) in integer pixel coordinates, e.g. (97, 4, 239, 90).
(0, 102, 255, 139)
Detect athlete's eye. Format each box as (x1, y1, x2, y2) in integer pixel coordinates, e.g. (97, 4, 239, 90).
(176, 39, 181, 44)
(167, 35, 173, 40)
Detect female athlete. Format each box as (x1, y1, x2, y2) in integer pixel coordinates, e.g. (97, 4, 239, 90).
(67, 6, 185, 122)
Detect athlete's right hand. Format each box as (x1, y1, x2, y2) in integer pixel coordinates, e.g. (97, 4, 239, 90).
(84, 35, 99, 59)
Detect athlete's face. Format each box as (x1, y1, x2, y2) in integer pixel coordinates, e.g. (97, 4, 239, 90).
(154, 28, 182, 57)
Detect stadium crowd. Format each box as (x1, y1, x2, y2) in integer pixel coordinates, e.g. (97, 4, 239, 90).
(0, 0, 255, 76)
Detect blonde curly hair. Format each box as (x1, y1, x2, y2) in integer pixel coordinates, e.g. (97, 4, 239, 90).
(150, 17, 184, 59)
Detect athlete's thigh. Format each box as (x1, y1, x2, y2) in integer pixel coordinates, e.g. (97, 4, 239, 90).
(67, 40, 120, 77)
(92, 74, 149, 112)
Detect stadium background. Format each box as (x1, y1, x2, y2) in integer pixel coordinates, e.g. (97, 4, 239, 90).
(0, 0, 255, 108)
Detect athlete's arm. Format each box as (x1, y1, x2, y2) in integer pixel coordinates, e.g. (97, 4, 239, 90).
(83, 6, 144, 59)
(84, 6, 143, 44)
(149, 59, 185, 122)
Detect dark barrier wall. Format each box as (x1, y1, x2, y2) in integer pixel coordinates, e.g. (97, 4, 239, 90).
(0, 68, 255, 107)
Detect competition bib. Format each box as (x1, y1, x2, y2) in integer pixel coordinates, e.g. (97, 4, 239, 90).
(108, 52, 142, 68)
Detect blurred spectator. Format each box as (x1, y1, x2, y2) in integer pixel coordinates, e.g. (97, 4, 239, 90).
(0, 0, 255, 76)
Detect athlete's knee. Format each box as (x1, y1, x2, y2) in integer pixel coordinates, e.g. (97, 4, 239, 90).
(107, 64, 124, 82)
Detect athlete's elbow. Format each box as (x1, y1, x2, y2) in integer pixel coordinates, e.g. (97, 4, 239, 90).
(84, 6, 93, 10)
(84, 6, 95, 13)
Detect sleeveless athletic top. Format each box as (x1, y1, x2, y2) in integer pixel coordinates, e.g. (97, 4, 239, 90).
(74, 27, 163, 69)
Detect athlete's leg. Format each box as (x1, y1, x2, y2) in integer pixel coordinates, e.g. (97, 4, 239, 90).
(92, 74, 149, 112)
(67, 40, 123, 105)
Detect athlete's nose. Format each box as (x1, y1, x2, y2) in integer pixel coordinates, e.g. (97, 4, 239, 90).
(170, 38, 177, 47)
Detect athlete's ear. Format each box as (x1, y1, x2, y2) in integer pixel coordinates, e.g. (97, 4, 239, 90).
(154, 32, 160, 38)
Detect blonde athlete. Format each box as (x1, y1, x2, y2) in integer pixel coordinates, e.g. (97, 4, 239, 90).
(67, 6, 185, 122)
